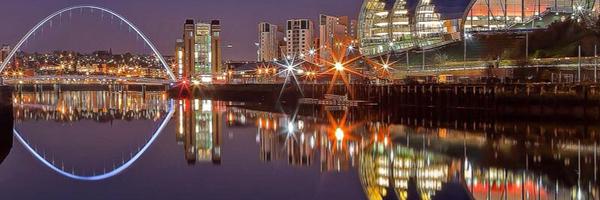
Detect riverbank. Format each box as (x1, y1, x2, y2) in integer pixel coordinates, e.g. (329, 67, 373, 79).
(10, 84, 169, 92)
(169, 83, 600, 120)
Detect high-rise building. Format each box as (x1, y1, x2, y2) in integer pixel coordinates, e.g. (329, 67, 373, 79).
(194, 22, 212, 77)
(285, 19, 314, 59)
(182, 19, 195, 80)
(0, 45, 10, 65)
(177, 19, 223, 82)
(174, 40, 184, 80)
(258, 22, 282, 62)
(278, 40, 287, 59)
(319, 15, 351, 63)
(210, 20, 222, 74)
(348, 19, 358, 40)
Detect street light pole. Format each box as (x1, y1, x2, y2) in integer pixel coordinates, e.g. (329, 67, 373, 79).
(578, 45, 582, 83)
(464, 36, 467, 70)
(595, 44, 597, 83)
(422, 50, 425, 71)
(407, 51, 410, 72)
(525, 32, 529, 62)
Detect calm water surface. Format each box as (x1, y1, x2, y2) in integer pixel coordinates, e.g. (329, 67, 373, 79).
(0, 90, 598, 200)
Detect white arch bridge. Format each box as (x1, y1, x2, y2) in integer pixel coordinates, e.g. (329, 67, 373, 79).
(0, 5, 177, 82)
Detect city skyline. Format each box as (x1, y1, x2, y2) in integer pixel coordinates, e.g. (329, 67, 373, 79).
(0, 0, 362, 61)
(3, 0, 600, 199)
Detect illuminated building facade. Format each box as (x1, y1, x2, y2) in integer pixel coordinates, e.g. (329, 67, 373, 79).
(178, 19, 222, 82)
(0, 45, 9, 64)
(319, 14, 353, 63)
(285, 19, 314, 59)
(258, 22, 281, 62)
(415, 0, 462, 47)
(194, 22, 212, 77)
(210, 20, 222, 75)
(182, 19, 195, 80)
(174, 40, 184, 80)
(358, 0, 594, 57)
(464, 0, 592, 31)
(358, 0, 415, 56)
(358, 0, 463, 56)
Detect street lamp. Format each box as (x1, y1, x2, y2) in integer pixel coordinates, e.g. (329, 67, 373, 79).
(308, 49, 316, 56)
(335, 127, 344, 141)
(334, 62, 344, 71)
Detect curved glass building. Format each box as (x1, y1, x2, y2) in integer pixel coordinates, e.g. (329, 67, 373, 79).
(358, 0, 595, 57)
(464, 0, 594, 31)
(358, 0, 413, 57)
(415, 0, 462, 48)
(358, 0, 465, 56)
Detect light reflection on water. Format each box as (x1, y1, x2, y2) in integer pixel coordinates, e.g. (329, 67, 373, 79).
(2, 90, 600, 199)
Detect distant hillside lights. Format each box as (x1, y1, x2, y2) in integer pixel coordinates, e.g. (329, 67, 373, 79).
(1, 50, 167, 79)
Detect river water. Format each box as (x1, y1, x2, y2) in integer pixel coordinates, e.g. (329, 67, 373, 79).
(0, 90, 597, 200)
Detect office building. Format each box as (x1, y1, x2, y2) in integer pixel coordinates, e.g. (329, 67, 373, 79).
(258, 22, 282, 62)
(194, 22, 212, 77)
(177, 19, 223, 82)
(210, 20, 222, 74)
(174, 40, 184, 80)
(319, 15, 352, 63)
(285, 19, 314, 59)
(182, 19, 195, 80)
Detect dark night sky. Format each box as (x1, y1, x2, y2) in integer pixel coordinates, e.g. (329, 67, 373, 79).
(0, 0, 363, 61)
(0, 0, 471, 61)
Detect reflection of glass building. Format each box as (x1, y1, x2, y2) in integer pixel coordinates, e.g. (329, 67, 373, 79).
(359, 143, 450, 200)
(176, 99, 222, 165)
(464, 0, 592, 31)
(358, 0, 462, 56)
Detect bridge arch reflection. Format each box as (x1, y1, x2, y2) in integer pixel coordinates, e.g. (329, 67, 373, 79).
(12, 100, 174, 181)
